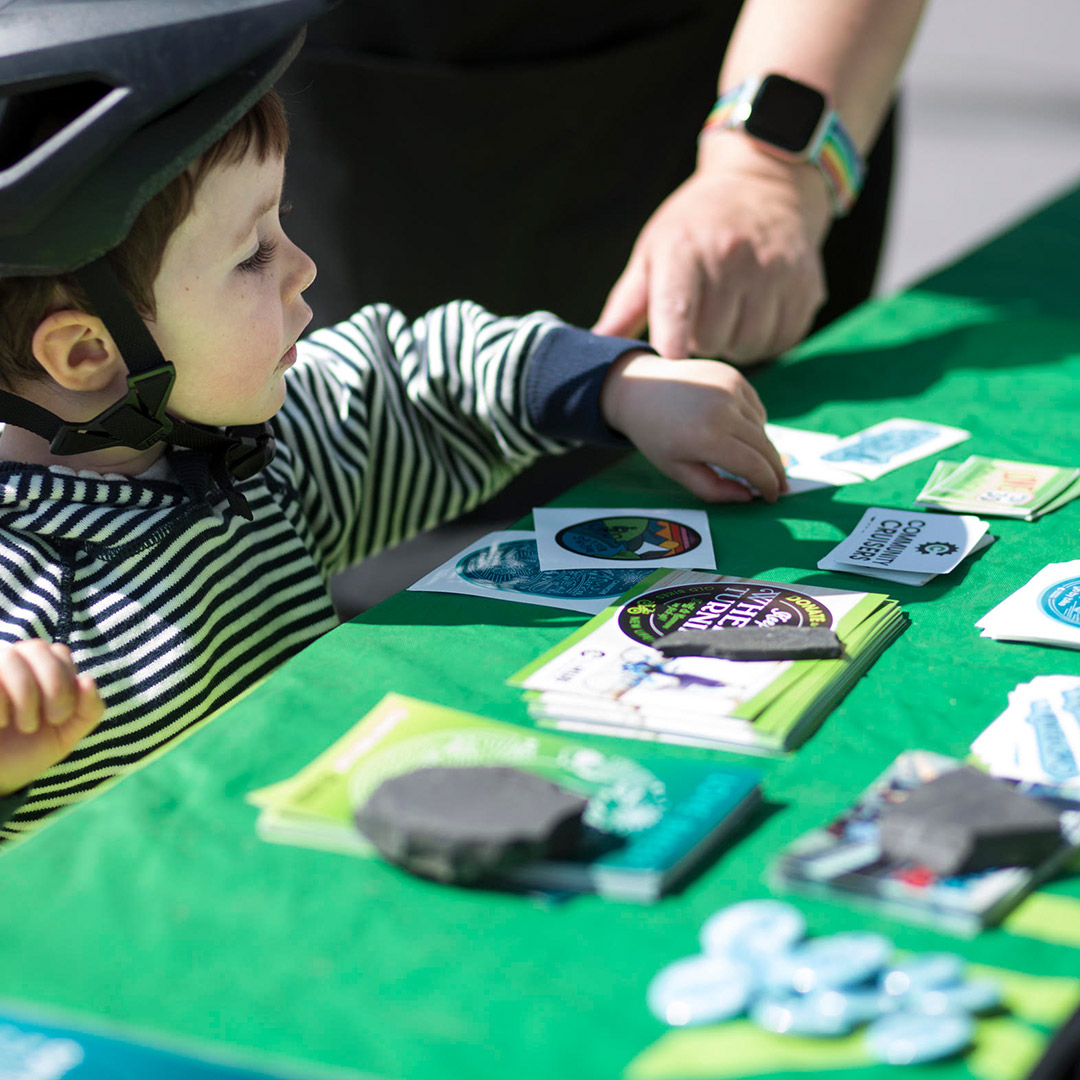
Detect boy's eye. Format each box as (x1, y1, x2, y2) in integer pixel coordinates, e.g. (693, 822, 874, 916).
(237, 238, 277, 273)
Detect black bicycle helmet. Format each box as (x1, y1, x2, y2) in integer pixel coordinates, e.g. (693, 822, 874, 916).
(0, 0, 338, 509)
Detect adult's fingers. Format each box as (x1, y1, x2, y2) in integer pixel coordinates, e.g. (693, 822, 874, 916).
(593, 253, 649, 341)
(765, 288, 822, 360)
(725, 290, 784, 366)
(646, 250, 702, 360)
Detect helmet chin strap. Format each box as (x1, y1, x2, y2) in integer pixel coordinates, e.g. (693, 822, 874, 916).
(0, 257, 274, 517)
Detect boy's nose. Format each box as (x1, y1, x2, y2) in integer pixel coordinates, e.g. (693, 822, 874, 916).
(285, 241, 317, 301)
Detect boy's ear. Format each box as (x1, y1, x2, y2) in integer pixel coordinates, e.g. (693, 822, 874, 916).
(31, 310, 126, 392)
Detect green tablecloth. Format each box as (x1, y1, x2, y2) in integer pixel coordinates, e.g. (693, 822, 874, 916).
(4, 187, 1080, 1080)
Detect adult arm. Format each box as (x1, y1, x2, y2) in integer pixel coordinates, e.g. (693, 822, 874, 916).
(594, 0, 928, 362)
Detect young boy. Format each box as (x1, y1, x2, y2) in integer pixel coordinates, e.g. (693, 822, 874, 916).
(0, 2, 784, 844)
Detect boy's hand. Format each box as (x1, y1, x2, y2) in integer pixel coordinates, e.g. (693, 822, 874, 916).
(0, 641, 104, 797)
(601, 350, 787, 503)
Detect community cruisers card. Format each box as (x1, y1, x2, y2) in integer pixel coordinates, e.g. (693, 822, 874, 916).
(818, 507, 989, 580)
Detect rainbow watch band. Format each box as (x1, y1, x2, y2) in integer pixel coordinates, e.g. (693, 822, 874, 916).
(701, 82, 866, 216)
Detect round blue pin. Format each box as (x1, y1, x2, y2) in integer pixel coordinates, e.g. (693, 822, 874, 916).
(766, 932, 893, 995)
(880, 954, 965, 998)
(865, 1012, 974, 1065)
(699, 899, 806, 962)
(909, 979, 1003, 1017)
(647, 955, 755, 1027)
(751, 987, 888, 1038)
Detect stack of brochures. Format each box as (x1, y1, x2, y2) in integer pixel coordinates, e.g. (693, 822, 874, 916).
(507, 570, 907, 755)
(916, 455, 1080, 520)
(770, 749, 1080, 935)
(249, 693, 764, 902)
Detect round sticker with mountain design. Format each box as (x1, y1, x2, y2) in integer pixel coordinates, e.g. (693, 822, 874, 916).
(555, 515, 702, 562)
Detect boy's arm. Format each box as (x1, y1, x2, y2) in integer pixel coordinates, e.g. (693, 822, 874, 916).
(598, 350, 786, 502)
(282, 304, 649, 571)
(281, 302, 783, 574)
(524, 330, 786, 501)
(0, 641, 103, 812)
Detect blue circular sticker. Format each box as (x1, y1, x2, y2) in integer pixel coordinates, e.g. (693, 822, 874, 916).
(1039, 576, 1080, 627)
(457, 539, 647, 598)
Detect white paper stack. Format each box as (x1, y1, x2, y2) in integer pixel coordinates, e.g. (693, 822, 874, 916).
(508, 569, 907, 755)
(971, 676, 1080, 792)
(978, 561, 1080, 649)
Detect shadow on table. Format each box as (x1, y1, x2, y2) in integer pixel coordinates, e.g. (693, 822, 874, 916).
(759, 314, 1079, 423)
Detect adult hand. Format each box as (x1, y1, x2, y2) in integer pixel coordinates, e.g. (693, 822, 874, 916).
(594, 137, 833, 363)
(0, 640, 103, 797)
(600, 349, 787, 503)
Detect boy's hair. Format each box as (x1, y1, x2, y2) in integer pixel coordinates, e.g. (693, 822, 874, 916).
(0, 89, 289, 390)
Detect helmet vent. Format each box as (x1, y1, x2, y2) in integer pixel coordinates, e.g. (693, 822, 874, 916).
(0, 79, 117, 171)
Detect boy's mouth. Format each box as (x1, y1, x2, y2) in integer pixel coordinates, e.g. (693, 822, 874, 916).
(279, 343, 298, 369)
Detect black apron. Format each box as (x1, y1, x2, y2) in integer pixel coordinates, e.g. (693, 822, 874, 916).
(281, 1, 894, 331)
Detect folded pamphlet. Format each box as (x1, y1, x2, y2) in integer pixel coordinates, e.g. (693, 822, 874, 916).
(771, 749, 1080, 935)
(248, 693, 763, 903)
(507, 570, 906, 755)
(917, 456, 1080, 520)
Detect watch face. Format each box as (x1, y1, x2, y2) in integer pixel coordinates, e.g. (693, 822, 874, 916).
(744, 74, 826, 155)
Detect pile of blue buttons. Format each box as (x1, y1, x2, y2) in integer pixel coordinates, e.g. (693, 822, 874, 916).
(647, 900, 1003, 1065)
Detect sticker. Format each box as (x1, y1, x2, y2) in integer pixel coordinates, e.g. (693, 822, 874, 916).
(1039, 577, 1080, 628)
(818, 507, 988, 578)
(407, 530, 650, 615)
(556, 516, 701, 562)
(823, 425, 940, 466)
(617, 581, 832, 645)
(457, 539, 645, 598)
(1024, 699, 1078, 782)
(533, 507, 715, 572)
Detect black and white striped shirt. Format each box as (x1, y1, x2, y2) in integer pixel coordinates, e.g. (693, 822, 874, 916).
(0, 301, 635, 845)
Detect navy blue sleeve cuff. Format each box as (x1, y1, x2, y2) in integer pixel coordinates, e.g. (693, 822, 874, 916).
(0, 785, 29, 829)
(524, 325, 653, 446)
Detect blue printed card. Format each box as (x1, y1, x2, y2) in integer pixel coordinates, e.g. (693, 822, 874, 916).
(972, 676, 1080, 791)
(816, 418, 970, 481)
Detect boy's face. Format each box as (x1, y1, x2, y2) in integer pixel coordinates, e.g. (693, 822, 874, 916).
(146, 151, 316, 427)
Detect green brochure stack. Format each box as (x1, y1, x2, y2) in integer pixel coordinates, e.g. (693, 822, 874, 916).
(248, 693, 763, 902)
(508, 570, 907, 755)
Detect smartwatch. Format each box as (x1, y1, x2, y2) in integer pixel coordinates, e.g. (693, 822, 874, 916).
(700, 73, 866, 216)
